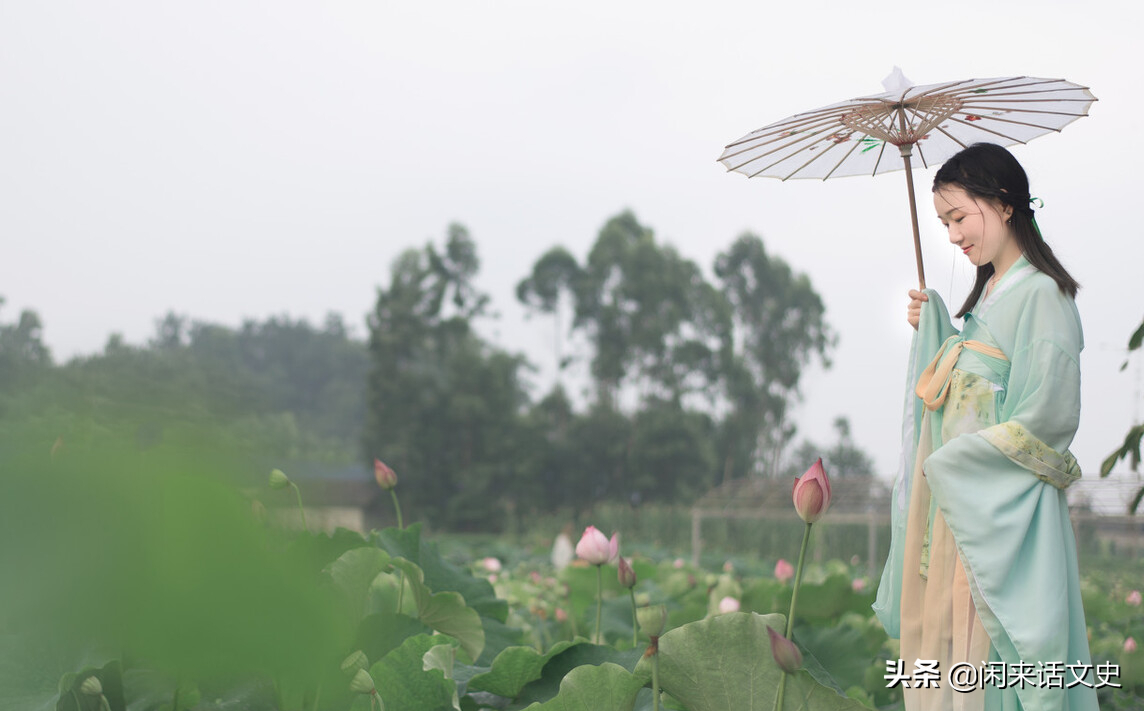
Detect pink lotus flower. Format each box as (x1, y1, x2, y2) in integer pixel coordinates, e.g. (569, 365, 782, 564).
(851, 578, 866, 592)
(792, 458, 831, 523)
(575, 526, 619, 566)
(1125, 637, 1138, 654)
(767, 626, 803, 674)
(1127, 590, 1142, 606)
(373, 458, 398, 490)
(774, 559, 794, 584)
(555, 607, 568, 623)
(718, 596, 740, 614)
(673, 558, 685, 569)
(481, 557, 502, 573)
(618, 557, 637, 588)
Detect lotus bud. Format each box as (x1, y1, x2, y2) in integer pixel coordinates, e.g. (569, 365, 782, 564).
(341, 650, 370, 677)
(575, 526, 618, 566)
(718, 596, 740, 614)
(373, 458, 397, 490)
(80, 676, 103, 696)
(791, 458, 832, 523)
(269, 468, 291, 490)
(767, 626, 803, 674)
(1126, 637, 1138, 654)
(637, 604, 667, 637)
(1127, 590, 1142, 606)
(350, 668, 377, 695)
(774, 558, 794, 584)
(618, 557, 637, 589)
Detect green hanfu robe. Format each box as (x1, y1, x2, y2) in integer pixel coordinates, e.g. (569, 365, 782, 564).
(873, 256, 1099, 711)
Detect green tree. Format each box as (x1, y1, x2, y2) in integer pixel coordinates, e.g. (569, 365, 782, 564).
(0, 297, 52, 381)
(364, 225, 533, 529)
(1102, 318, 1144, 513)
(784, 416, 876, 481)
(566, 211, 730, 406)
(516, 246, 581, 377)
(714, 233, 834, 480)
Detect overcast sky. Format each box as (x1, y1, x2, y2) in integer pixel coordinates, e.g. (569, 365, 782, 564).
(2, 1, 1140, 507)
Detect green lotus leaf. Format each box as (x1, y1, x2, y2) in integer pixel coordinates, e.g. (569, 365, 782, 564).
(521, 662, 646, 711)
(391, 558, 485, 662)
(326, 547, 394, 623)
(370, 634, 459, 711)
(635, 611, 869, 711)
(466, 640, 578, 698)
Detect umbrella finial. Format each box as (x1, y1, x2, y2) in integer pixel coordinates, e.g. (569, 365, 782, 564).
(882, 66, 913, 95)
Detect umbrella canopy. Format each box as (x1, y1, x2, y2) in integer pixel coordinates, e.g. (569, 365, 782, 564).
(718, 71, 1097, 287)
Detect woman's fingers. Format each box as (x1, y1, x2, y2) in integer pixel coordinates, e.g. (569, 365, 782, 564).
(906, 290, 928, 330)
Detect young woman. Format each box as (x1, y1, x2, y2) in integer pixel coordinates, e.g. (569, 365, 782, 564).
(873, 143, 1099, 710)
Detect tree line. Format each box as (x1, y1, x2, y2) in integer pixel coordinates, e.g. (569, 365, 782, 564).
(0, 211, 878, 530)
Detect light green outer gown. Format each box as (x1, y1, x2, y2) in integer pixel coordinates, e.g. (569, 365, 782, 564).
(873, 256, 1100, 710)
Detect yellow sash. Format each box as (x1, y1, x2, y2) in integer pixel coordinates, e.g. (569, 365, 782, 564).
(915, 336, 1007, 411)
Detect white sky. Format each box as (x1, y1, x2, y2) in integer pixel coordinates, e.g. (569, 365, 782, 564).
(2, 1, 1140, 505)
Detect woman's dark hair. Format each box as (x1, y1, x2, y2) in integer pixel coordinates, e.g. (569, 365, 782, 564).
(932, 142, 1079, 317)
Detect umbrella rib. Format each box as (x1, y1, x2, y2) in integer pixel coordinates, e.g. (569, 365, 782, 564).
(723, 123, 843, 172)
(915, 139, 931, 170)
(723, 105, 869, 149)
(960, 113, 1084, 132)
(908, 78, 979, 100)
(929, 123, 970, 151)
(822, 139, 864, 180)
(961, 89, 1094, 100)
(960, 98, 1095, 106)
(935, 77, 1060, 98)
(942, 117, 1030, 143)
(870, 140, 889, 176)
(911, 77, 1034, 102)
(779, 139, 851, 180)
(722, 113, 852, 156)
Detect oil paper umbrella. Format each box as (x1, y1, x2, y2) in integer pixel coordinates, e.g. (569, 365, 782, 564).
(717, 68, 1096, 288)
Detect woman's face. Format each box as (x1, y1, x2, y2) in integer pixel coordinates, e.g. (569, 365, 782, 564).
(933, 184, 1018, 269)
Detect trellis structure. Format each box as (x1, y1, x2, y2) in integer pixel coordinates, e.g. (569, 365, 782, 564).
(689, 474, 893, 575)
(690, 473, 1144, 571)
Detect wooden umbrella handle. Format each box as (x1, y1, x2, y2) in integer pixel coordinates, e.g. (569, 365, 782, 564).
(899, 144, 926, 290)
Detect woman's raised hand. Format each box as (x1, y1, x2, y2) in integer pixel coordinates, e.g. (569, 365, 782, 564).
(907, 289, 929, 330)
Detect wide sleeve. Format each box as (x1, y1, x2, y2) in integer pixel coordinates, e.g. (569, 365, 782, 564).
(920, 281, 1092, 710)
(872, 289, 957, 637)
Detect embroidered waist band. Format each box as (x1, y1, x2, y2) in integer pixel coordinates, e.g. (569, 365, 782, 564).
(915, 335, 1008, 411)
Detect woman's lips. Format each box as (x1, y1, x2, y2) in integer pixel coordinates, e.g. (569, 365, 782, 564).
(962, 245, 973, 255)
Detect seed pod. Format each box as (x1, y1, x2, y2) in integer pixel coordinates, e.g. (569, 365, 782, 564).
(79, 676, 103, 696)
(341, 650, 370, 677)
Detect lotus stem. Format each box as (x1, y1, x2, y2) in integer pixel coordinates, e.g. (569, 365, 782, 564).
(775, 521, 813, 711)
(594, 564, 604, 644)
(787, 522, 812, 638)
(629, 589, 638, 648)
(290, 482, 310, 533)
(390, 489, 404, 530)
(651, 638, 661, 711)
